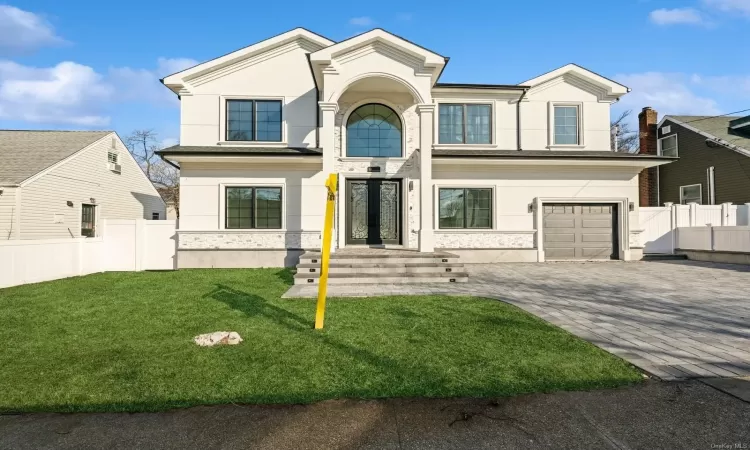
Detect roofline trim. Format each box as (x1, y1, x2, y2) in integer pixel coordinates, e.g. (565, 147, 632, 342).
(433, 83, 531, 90)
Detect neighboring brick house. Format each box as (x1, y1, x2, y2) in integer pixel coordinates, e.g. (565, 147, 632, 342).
(638, 107, 750, 206)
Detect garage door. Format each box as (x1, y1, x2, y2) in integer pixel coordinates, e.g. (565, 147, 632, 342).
(543, 204, 617, 260)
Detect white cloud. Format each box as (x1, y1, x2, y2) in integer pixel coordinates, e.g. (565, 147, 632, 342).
(702, 0, 750, 16)
(0, 60, 112, 125)
(615, 72, 721, 116)
(0, 5, 65, 55)
(691, 74, 750, 98)
(349, 16, 375, 26)
(649, 8, 706, 25)
(0, 57, 195, 126)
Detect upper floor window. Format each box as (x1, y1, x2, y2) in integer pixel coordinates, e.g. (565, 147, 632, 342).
(226, 100, 282, 142)
(438, 104, 491, 145)
(659, 135, 678, 157)
(553, 105, 580, 145)
(346, 103, 402, 157)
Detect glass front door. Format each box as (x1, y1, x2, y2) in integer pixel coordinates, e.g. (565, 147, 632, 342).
(346, 179, 401, 245)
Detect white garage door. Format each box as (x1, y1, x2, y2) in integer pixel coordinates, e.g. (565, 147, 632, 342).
(543, 204, 617, 260)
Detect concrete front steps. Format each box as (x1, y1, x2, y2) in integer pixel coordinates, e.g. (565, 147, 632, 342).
(293, 250, 468, 285)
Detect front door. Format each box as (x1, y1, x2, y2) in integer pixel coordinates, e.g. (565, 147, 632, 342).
(346, 179, 401, 245)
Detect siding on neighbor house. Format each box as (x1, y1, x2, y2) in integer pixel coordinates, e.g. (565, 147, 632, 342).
(19, 134, 166, 239)
(659, 120, 750, 205)
(0, 186, 19, 240)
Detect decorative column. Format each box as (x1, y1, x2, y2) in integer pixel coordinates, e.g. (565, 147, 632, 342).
(417, 104, 436, 253)
(318, 102, 338, 252)
(318, 102, 338, 175)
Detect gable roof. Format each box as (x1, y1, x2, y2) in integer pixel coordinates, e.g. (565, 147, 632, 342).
(0, 130, 111, 185)
(519, 63, 629, 100)
(161, 28, 334, 94)
(661, 115, 750, 158)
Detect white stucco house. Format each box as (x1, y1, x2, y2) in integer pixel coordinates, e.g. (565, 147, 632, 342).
(0, 131, 166, 240)
(158, 28, 674, 269)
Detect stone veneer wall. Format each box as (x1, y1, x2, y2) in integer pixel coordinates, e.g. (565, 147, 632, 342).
(434, 232, 535, 249)
(179, 231, 321, 250)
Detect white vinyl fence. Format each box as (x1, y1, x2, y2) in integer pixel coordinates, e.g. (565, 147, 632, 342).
(639, 203, 750, 254)
(676, 226, 750, 253)
(0, 219, 176, 289)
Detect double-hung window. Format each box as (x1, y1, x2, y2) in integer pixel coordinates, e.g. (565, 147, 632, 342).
(225, 186, 282, 229)
(680, 184, 702, 205)
(659, 135, 678, 157)
(438, 188, 492, 229)
(226, 100, 282, 142)
(81, 204, 96, 237)
(553, 105, 580, 145)
(438, 104, 492, 144)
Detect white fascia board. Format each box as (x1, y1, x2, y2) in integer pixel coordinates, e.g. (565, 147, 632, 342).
(164, 155, 323, 165)
(309, 29, 445, 67)
(660, 116, 750, 158)
(521, 63, 629, 97)
(432, 157, 672, 169)
(162, 28, 334, 92)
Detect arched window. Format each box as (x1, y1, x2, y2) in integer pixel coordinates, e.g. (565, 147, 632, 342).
(346, 104, 402, 157)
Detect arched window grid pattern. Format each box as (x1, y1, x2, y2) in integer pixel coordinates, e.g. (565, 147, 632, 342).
(346, 103, 403, 158)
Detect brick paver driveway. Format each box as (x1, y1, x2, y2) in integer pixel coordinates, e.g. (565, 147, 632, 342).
(285, 261, 750, 381)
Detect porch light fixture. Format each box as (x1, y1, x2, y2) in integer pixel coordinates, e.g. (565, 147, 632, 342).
(66, 201, 74, 207)
(629, 202, 635, 212)
(408, 181, 414, 191)
(528, 203, 535, 213)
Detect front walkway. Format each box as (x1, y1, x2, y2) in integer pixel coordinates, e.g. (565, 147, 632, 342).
(285, 261, 750, 381)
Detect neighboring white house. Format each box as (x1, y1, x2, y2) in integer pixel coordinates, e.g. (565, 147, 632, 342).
(0, 130, 166, 240)
(158, 27, 674, 268)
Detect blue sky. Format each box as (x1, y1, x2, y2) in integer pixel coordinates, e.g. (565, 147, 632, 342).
(1, 0, 749, 146)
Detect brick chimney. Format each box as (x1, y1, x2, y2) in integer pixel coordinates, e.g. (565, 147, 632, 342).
(638, 107, 659, 206)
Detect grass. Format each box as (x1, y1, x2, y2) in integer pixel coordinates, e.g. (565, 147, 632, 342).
(0, 269, 642, 413)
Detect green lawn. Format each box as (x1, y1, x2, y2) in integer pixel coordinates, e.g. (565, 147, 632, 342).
(0, 269, 642, 413)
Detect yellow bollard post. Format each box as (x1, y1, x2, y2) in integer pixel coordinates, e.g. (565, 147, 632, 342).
(315, 173, 337, 330)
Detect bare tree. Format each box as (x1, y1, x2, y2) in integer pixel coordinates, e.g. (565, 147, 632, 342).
(125, 130, 180, 217)
(611, 110, 639, 153)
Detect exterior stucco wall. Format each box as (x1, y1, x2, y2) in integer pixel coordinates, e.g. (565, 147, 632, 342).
(521, 81, 613, 152)
(178, 162, 325, 250)
(432, 165, 641, 250)
(179, 43, 320, 147)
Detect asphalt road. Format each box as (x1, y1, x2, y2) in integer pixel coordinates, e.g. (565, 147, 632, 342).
(1, 380, 749, 449)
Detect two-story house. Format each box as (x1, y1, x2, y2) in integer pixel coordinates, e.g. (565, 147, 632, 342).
(158, 28, 674, 269)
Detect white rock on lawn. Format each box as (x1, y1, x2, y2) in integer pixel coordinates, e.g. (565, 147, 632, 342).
(194, 331, 243, 347)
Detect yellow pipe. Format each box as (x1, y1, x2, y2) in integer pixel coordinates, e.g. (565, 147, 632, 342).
(315, 173, 337, 330)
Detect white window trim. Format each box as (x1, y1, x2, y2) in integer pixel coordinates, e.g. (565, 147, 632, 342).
(658, 134, 678, 157)
(340, 98, 407, 159)
(679, 184, 703, 205)
(433, 184, 497, 231)
(548, 102, 584, 149)
(661, 125, 671, 135)
(218, 95, 287, 147)
(218, 182, 286, 231)
(433, 100, 498, 148)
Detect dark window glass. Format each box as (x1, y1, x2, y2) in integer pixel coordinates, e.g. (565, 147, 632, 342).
(225, 187, 282, 229)
(226, 100, 282, 142)
(346, 104, 402, 157)
(152, 212, 160, 220)
(81, 204, 96, 237)
(438, 104, 492, 145)
(438, 188, 492, 229)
